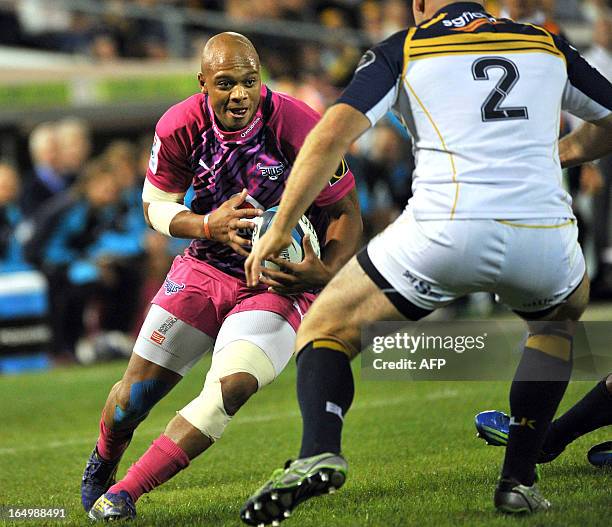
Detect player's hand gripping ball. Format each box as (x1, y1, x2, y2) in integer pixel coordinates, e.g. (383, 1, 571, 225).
(251, 206, 320, 270)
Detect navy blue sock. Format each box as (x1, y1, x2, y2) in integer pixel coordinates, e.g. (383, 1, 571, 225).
(543, 374, 612, 453)
(297, 340, 355, 458)
(502, 333, 572, 485)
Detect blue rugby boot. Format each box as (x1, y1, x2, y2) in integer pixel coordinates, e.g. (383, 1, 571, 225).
(475, 411, 564, 464)
(587, 441, 612, 467)
(88, 491, 136, 521)
(81, 447, 120, 512)
(475, 410, 509, 446)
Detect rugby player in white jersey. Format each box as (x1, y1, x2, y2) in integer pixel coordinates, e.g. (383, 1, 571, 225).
(241, 1, 612, 522)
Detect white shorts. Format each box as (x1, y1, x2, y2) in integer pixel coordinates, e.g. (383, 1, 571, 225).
(134, 305, 296, 377)
(361, 209, 585, 316)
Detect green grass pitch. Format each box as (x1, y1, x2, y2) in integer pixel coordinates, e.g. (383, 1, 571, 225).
(1, 352, 610, 526)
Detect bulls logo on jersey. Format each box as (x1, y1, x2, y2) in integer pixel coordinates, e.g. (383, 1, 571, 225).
(257, 161, 285, 180)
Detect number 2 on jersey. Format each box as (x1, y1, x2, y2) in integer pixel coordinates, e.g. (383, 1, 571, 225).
(472, 57, 529, 122)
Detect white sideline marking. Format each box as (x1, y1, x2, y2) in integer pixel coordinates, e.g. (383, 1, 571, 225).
(0, 389, 457, 456)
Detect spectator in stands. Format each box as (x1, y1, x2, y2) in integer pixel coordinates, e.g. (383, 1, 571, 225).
(585, 6, 612, 78)
(90, 33, 121, 62)
(103, 140, 145, 249)
(501, 0, 565, 34)
(132, 134, 191, 332)
(93, 141, 149, 334)
(381, 0, 412, 37)
(23, 157, 123, 357)
(56, 117, 92, 183)
(21, 122, 65, 217)
(582, 7, 612, 295)
(0, 1, 23, 46)
(15, 0, 71, 50)
(281, 0, 316, 22)
(0, 162, 31, 273)
(355, 123, 413, 237)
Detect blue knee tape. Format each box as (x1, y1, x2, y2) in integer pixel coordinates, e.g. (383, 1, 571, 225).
(114, 379, 170, 427)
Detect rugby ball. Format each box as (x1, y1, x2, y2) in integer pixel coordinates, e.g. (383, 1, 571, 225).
(251, 206, 320, 270)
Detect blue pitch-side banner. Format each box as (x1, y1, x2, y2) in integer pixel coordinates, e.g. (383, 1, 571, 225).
(0, 293, 47, 320)
(0, 353, 51, 374)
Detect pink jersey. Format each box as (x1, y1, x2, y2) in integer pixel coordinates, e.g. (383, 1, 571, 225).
(147, 85, 355, 278)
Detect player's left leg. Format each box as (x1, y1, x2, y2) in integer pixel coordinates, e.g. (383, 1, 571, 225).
(540, 372, 612, 464)
(495, 273, 590, 514)
(90, 310, 295, 521)
(292, 254, 430, 460)
(241, 254, 432, 526)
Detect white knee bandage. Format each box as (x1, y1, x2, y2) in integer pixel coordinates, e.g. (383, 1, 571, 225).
(178, 340, 276, 441)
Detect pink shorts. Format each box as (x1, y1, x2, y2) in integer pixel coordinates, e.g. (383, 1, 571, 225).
(152, 254, 316, 338)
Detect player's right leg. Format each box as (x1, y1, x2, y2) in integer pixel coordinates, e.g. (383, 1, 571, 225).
(493, 219, 590, 514)
(81, 304, 213, 512)
(241, 247, 435, 526)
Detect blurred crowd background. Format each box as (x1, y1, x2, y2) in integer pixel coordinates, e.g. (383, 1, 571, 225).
(0, 0, 610, 368)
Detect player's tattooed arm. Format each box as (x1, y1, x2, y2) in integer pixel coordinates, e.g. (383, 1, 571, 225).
(559, 114, 612, 168)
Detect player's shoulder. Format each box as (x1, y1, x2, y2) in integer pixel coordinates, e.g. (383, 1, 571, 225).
(365, 29, 409, 70)
(407, 6, 562, 62)
(156, 93, 207, 139)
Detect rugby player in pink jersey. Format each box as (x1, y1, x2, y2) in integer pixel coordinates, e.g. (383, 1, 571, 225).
(84, 32, 361, 521)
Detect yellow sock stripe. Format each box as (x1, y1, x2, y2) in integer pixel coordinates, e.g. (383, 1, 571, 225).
(312, 338, 349, 353)
(526, 334, 572, 362)
(420, 12, 447, 29)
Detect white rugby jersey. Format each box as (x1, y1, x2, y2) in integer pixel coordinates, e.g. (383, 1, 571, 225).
(337, 2, 612, 220)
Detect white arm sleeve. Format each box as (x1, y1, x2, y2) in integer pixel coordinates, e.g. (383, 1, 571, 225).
(142, 179, 189, 236)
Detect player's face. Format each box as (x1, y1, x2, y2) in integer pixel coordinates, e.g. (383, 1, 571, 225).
(200, 57, 261, 131)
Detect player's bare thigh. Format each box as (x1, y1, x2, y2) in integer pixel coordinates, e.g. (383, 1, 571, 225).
(120, 352, 182, 391)
(296, 256, 403, 358)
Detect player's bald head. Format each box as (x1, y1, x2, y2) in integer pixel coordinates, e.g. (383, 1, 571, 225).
(201, 32, 259, 75)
